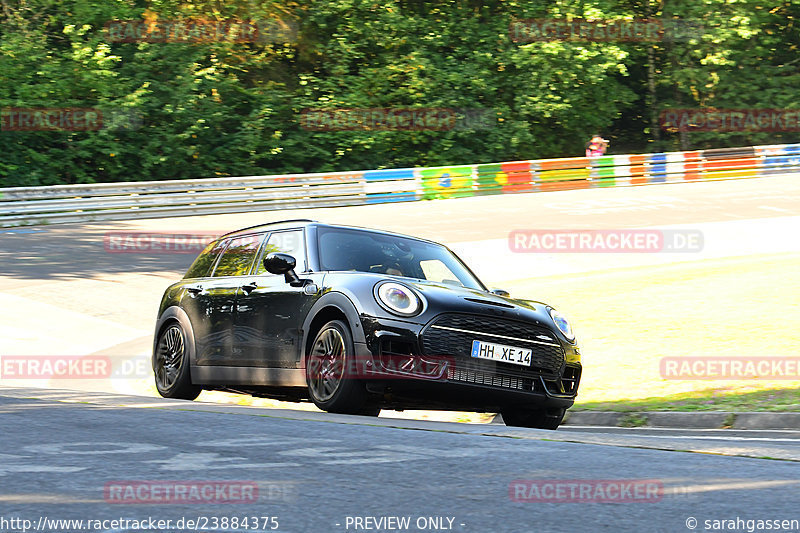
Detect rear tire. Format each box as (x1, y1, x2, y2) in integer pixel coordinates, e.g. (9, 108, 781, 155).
(306, 320, 374, 415)
(153, 321, 201, 400)
(501, 407, 565, 430)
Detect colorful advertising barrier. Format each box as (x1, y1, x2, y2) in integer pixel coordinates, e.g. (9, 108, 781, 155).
(2, 143, 797, 226)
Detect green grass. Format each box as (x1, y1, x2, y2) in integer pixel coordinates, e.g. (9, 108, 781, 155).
(506, 252, 800, 409)
(571, 387, 800, 412)
(619, 413, 649, 427)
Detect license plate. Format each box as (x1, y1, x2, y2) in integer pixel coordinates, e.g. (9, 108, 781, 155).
(470, 340, 532, 367)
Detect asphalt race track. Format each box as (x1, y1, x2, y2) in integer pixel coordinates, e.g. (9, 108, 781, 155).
(2, 175, 800, 532)
(1, 388, 799, 533)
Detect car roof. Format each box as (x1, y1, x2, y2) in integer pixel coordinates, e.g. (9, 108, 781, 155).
(218, 220, 442, 246)
(219, 219, 317, 238)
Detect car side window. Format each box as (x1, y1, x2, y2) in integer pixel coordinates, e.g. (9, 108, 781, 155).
(255, 229, 306, 275)
(184, 240, 226, 279)
(211, 235, 263, 277)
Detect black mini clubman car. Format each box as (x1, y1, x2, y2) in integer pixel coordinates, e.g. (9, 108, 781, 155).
(153, 220, 581, 429)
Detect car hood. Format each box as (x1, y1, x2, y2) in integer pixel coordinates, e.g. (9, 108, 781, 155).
(325, 272, 558, 333)
(404, 278, 553, 321)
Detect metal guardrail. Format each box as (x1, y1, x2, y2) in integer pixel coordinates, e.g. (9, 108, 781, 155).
(1, 143, 798, 226)
(0, 173, 366, 226)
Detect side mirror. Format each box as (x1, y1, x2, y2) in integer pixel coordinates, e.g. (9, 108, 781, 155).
(491, 288, 510, 297)
(264, 252, 302, 286)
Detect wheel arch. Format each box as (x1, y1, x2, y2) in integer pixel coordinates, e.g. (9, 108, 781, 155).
(301, 292, 366, 368)
(153, 305, 197, 368)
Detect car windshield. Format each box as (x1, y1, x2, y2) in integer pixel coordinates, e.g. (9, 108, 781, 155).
(317, 226, 485, 290)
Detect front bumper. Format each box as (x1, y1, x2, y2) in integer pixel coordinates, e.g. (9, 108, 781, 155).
(356, 313, 582, 411)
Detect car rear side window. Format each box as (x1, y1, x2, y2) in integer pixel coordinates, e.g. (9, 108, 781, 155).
(211, 235, 263, 277)
(255, 229, 306, 275)
(183, 240, 226, 279)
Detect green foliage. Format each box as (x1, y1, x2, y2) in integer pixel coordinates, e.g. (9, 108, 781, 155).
(619, 413, 649, 428)
(0, 0, 797, 186)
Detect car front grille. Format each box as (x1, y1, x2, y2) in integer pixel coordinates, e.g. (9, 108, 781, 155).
(446, 366, 528, 390)
(444, 363, 581, 397)
(421, 313, 566, 376)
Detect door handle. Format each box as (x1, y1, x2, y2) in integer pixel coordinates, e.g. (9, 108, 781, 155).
(241, 282, 258, 294)
(187, 286, 203, 295)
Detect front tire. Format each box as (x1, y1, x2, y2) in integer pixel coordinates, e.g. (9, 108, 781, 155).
(501, 407, 566, 430)
(153, 321, 201, 400)
(306, 320, 374, 415)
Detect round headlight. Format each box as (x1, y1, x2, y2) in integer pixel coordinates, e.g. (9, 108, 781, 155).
(549, 308, 575, 341)
(376, 282, 422, 317)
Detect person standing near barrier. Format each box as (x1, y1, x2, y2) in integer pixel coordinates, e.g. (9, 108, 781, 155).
(585, 134, 609, 158)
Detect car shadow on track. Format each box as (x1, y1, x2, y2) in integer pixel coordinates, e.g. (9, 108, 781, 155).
(1, 223, 210, 280)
